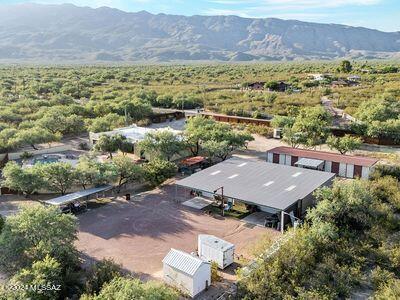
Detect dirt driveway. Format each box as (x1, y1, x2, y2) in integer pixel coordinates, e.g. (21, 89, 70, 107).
(76, 185, 275, 279)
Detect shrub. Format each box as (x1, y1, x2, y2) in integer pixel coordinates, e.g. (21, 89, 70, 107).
(81, 277, 179, 300)
(211, 261, 221, 282)
(374, 279, 400, 300)
(142, 159, 177, 187)
(85, 258, 123, 295)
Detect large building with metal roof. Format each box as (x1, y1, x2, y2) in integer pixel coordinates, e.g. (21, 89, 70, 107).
(175, 157, 335, 231)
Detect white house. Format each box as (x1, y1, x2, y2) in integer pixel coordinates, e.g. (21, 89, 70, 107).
(163, 249, 211, 298)
(198, 235, 235, 269)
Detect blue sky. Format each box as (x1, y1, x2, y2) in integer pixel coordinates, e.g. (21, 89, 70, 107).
(4, 0, 400, 32)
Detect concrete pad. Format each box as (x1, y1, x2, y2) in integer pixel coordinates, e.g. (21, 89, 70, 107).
(76, 185, 277, 279)
(242, 211, 272, 227)
(182, 196, 213, 210)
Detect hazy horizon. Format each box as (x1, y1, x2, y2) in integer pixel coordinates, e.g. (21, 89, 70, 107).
(2, 0, 400, 32)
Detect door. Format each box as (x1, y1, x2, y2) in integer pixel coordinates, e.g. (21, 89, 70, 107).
(354, 165, 362, 178)
(291, 156, 298, 166)
(331, 162, 340, 174)
(273, 153, 279, 163)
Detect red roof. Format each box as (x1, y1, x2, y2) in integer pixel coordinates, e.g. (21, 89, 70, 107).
(181, 156, 205, 167)
(268, 146, 378, 167)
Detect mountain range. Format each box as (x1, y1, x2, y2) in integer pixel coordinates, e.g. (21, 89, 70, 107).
(0, 3, 399, 62)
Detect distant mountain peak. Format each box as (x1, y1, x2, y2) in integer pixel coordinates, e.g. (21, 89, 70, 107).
(0, 3, 398, 62)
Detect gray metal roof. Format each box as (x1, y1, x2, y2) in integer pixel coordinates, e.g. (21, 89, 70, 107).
(44, 185, 112, 206)
(163, 249, 208, 277)
(295, 158, 324, 169)
(199, 235, 234, 252)
(176, 157, 335, 211)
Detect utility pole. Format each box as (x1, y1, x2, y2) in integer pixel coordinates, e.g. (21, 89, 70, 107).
(214, 186, 224, 216)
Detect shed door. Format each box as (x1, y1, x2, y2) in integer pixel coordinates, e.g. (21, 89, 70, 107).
(354, 165, 362, 178)
(331, 162, 340, 174)
(273, 153, 279, 164)
(291, 156, 298, 166)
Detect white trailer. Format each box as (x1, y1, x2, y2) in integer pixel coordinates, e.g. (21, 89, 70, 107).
(198, 235, 235, 269)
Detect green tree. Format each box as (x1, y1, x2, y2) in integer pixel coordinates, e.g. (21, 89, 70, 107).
(326, 135, 362, 154)
(74, 156, 116, 189)
(87, 113, 125, 133)
(2, 161, 44, 195)
(95, 134, 132, 159)
(139, 131, 183, 161)
(111, 156, 143, 192)
(339, 60, 352, 73)
(37, 162, 75, 195)
(142, 159, 177, 187)
(264, 81, 279, 91)
(183, 116, 253, 160)
(184, 116, 216, 156)
(10, 127, 61, 150)
(85, 259, 122, 295)
(114, 97, 152, 122)
(10, 255, 62, 300)
(271, 115, 295, 129)
(81, 277, 178, 300)
(0, 205, 78, 274)
(282, 106, 332, 148)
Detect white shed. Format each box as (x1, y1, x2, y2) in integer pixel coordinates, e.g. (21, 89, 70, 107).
(163, 249, 211, 298)
(198, 235, 235, 269)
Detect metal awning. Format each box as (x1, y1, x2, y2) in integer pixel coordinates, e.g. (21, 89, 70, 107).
(176, 157, 335, 211)
(44, 185, 112, 206)
(295, 158, 324, 169)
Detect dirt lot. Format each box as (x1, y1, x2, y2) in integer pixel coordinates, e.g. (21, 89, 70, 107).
(76, 184, 276, 280)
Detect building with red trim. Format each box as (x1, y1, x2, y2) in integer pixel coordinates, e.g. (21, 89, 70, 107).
(266, 147, 378, 179)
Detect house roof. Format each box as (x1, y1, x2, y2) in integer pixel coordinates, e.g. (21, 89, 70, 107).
(176, 157, 335, 211)
(199, 235, 234, 252)
(163, 249, 208, 277)
(44, 185, 112, 206)
(268, 146, 378, 167)
(90, 125, 181, 143)
(181, 156, 205, 167)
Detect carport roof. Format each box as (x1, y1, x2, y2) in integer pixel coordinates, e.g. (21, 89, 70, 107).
(44, 185, 112, 206)
(175, 157, 335, 211)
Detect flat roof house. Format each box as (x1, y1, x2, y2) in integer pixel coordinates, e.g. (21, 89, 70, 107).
(163, 249, 211, 298)
(89, 125, 181, 158)
(267, 146, 378, 179)
(176, 157, 335, 232)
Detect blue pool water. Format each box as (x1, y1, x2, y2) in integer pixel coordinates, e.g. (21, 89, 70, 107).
(33, 157, 60, 165)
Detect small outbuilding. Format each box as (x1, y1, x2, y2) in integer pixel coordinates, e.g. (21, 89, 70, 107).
(198, 235, 235, 269)
(163, 249, 211, 298)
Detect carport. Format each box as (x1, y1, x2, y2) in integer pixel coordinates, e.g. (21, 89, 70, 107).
(44, 185, 112, 212)
(175, 157, 335, 232)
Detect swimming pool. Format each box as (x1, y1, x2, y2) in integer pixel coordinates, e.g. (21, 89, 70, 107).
(33, 155, 60, 165)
